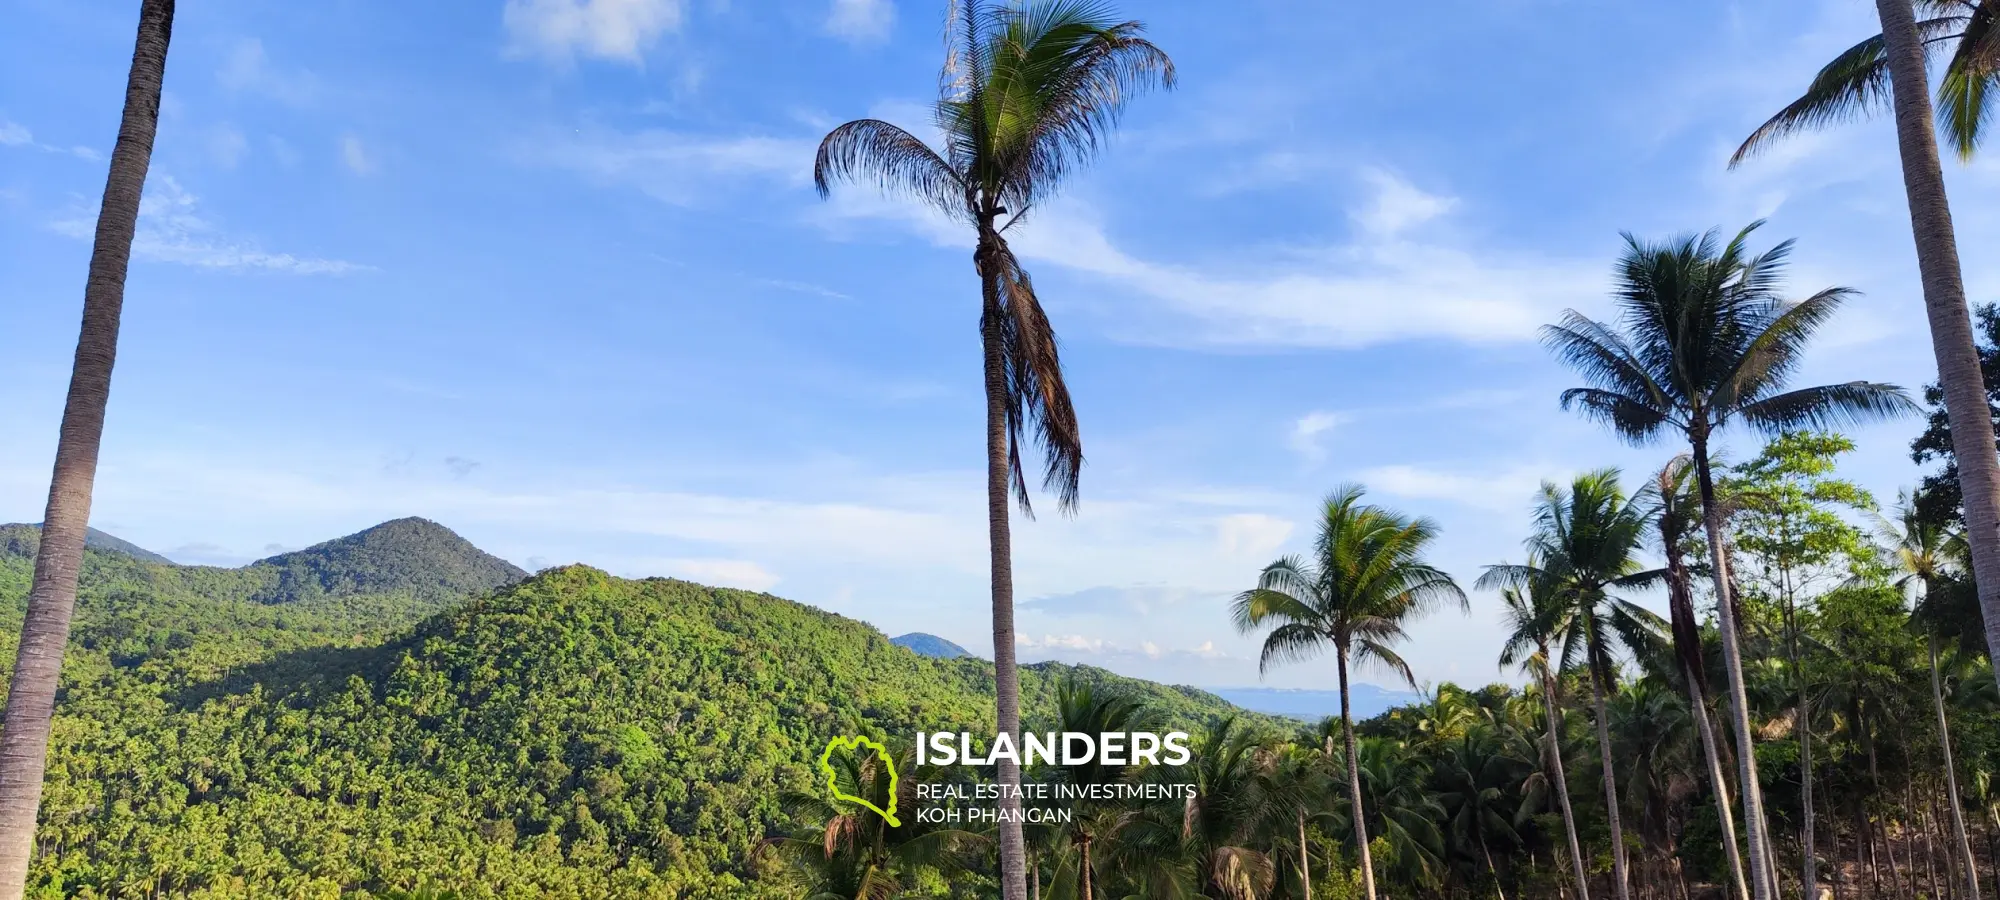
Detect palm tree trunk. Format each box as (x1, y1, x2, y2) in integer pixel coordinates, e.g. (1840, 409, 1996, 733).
(1543, 672, 1594, 900)
(1873, 0, 2000, 701)
(1299, 807, 1313, 900)
(1078, 833, 1093, 900)
(1588, 655, 1632, 900)
(1337, 645, 1378, 900)
(0, 4, 173, 897)
(1690, 670, 1752, 900)
(978, 234, 1029, 900)
(1481, 829, 1507, 900)
(1691, 440, 1777, 900)
(1787, 591, 1820, 896)
(1932, 634, 1982, 900)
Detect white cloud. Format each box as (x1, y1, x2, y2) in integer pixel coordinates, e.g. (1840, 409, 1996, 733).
(1019, 633, 1236, 662)
(0, 120, 28, 146)
(1351, 168, 1456, 237)
(504, 0, 683, 63)
(529, 128, 812, 204)
(217, 39, 317, 106)
(51, 175, 368, 275)
(340, 134, 375, 175)
(209, 124, 248, 168)
(1359, 463, 1550, 513)
(826, 0, 895, 43)
(1215, 513, 1292, 559)
(661, 558, 781, 591)
(1289, 410, 1347, 461)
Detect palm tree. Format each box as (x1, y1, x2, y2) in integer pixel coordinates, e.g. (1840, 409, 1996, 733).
(1875, 492, 1982, 900)
(1541, 222, 1915, 900)
(1498, 582, 1593, 900)
(1734, 0, 2000, 717)
(1653, 457, 1751, 900)
(1051, 678, 1142, 900)
(1233, 485, 1468, 900)
(813, 5, 1172, 896)
(1435, 726, 1524, 899)
(1112, 716, 1273, 899)
(762, 742, 983, 898)
(0, 3, 176, 896)
(1481, 470, 1662, 900)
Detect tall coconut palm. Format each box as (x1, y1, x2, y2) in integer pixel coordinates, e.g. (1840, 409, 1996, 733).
(1874, 492, 1982, 900)
(0, 3, 175, 896)
(813, 5, 1172, 895)
(1541, 222, 1915, 900)
(1497, 581, 1593, 900)
(1733, 0, 2000, 716)
(1051, 678, 1142, 900)
(1232, 485, 1468, 900)
(1654, 457, 1752, 900)
(1480, 470, 1663, 900)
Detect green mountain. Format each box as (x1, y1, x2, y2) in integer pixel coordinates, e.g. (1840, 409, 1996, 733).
(242, 516, 527, 605)
(891, 631, 969, 658)
(0, 522, 1275, 899)
(0, 524, 174, 565)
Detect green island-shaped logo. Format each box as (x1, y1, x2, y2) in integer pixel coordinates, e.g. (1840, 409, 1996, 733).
(819, 736, 900, 827)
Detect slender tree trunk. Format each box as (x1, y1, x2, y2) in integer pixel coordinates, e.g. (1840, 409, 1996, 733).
(1338, 646, 1378, 900)
(1787, 591, 1820, 896)
(1544, 672, 1594, 900)
(978, 232, 1028, 900)
(1914, 780, 1939, 899)
(1872, 0, 2000, 699)
(1299, 807, 1313, 900)
(1691, 440, 1777, 900)
(1691, 671, 1753, 900)
(1588, 648, 1632, 900)
(1932, 634, 1984, 900)
(1078, 833, 1093, 900)
(1031, 858, 1040, 900)
(1481, 829, 1508, 900)
(0, 4, 173, 897)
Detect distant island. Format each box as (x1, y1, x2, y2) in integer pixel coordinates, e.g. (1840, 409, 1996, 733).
(1205, 684, 1418, 722)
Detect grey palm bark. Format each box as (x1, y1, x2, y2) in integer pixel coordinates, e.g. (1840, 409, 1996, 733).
(1930, 633, 1982, 900)
(1691, 444, 1779, 900)
(1337, 646, 1378, 900)
(1873, 0, 2000, 700)
(1587, 661, 1631, 900)
(1688, 669, 1752, 900)
(979, 235, 1029, 900)
(1540, 672, 1593, 900)
(0, 2, 174, 896)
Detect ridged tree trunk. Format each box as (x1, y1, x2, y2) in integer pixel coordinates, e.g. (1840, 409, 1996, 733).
(1931, 634, 1982, 900)
(978, 231, 1029, 900)
(1785, 592, 1819, 896)
(1690, 439, 1777, 900)
(1542, 671, 1593, 900)
(1873, 0, 2000, 698)
(1299, 808, 1313, 900)
(1078, 833, 1094, 900)
(1689, 670, 1752, 900)
(1587, 647, 1632, 900)
(0, 3, 173, 897)
(1337, 644, 1378, 900)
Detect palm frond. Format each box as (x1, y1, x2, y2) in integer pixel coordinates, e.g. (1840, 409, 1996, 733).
(1732, 16, 1968, 165)
(1736, 380, 1917, 433)
(814, 118, 964, 216)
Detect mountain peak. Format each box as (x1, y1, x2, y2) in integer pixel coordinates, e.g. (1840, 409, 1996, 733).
(0, 523, 174, 566)
(891, 632, 969, 659)
(248, 517, 526, 606)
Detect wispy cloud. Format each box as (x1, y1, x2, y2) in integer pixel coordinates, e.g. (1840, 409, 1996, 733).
(503, 0, 684, 64)
(527, 127, 812, 203)
(1288, 410, 1347, 461)
(826, 0, 895, 44)
(340, 134, 376, 175)
(0, 118, 99, 160)
(216, 38, 318, 106)
(657, 558, 781, 592)
(1359, 462, 1551, 513)
(1018, 632, 1234, 662)
(51, 175, 369, 275)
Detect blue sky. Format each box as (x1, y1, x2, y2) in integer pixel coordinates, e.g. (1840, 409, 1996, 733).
(2, 0, 1993, 691)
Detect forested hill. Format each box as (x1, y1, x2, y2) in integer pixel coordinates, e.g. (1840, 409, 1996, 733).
(0, 528, 1274, 898)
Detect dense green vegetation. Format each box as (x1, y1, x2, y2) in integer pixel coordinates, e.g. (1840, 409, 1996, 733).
(0, 524, 1263, 898)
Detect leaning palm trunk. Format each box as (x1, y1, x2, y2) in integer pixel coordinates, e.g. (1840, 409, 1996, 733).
(1931, 633, 1982, 900)
(1688, 668, 1752, 900)
(1541, 672, 1593, 900)
(1873, 0, 2000, 699)
(0, 3, 173, 896)
(1337, 647, 1378, 900)
(1588, 656, 1632, 900)
(1298, 808, 1313, 900)
(1691, 445, 1778, 900)
(978, 237, 1030, 900)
